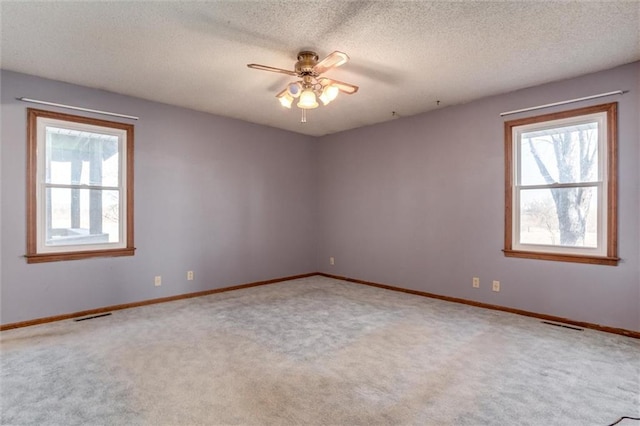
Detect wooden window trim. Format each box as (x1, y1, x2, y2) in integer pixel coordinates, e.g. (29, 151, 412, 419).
(25, 108, 135, 263)
(504, 103, 618, 266)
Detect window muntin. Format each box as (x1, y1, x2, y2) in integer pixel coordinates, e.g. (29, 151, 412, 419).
(27, 109, 134, 263)
(504, 103, 618, 265)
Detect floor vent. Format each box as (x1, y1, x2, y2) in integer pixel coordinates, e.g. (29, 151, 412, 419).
(74, 313, 112, 322)
(541, 320, 583, 331)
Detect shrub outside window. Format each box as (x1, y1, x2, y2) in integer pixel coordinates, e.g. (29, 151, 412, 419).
(26, 109, 134, 263)
(504, 103, 618, 265)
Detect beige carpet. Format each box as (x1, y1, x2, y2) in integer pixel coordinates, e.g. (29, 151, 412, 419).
(1, 275, 639, 425)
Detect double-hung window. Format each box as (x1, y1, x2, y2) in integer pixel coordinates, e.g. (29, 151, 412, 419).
(26, 109, 134, 263)
(504, 103, 618, 265)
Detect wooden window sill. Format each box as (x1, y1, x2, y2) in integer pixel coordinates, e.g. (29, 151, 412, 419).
(503, 249, 619, 266)
(25, 247, 136, 264)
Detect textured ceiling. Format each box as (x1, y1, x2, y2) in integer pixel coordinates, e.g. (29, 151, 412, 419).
(1, 1, 639, 136)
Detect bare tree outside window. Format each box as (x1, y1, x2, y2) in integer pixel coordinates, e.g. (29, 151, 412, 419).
(504, 103, 618, 266)
(521, 123, 598, 247)
(523, 196, 559, 245)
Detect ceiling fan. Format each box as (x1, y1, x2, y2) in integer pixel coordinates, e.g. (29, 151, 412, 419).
(247, 50, 359, 122)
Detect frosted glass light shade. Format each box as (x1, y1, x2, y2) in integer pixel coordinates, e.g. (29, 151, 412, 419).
(287, 82, 302, 98)
(277, 92, 293, 108)
(319, 84, 339, 105)
(297, 89, 318, 109)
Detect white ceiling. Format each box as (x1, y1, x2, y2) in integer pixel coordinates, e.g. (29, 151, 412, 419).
(1, 1, 639, 136)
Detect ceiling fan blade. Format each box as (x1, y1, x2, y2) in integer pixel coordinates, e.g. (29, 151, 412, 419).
(313, 51, 349, 74)
(247, 63, 297, 76)
(320, 78, 359, 95)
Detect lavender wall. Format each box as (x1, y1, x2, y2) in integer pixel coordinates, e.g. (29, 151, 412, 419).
(2, 63, 638, 332)
(1, 70, 317, 325)
(317, 62, 639, 332)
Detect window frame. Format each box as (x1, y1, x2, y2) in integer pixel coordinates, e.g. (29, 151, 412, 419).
(26, 108, 135, 263)
(503, 103, 618, 266)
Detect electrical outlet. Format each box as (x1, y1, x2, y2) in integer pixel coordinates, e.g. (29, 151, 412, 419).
(329, 257, 335, 265)
(492, 280, 500, 292)
(187, 271, 194, 281)
(154, 276, 162, 286)
(472, 277, 480, 288)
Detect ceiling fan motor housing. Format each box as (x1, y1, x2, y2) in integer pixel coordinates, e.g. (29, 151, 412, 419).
(295, 51, 319, 75)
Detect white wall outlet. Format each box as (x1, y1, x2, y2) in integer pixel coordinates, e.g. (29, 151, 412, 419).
(187, 271, 194, 281)
(329, 257, 335, 265)
(472, 277, 480, 288)
(154, 276, 162, 286)
(492, 280, 500, 292)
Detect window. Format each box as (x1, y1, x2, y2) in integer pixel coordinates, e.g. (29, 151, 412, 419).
(504, 103, 618, 265)
(26, 109, 134, 263)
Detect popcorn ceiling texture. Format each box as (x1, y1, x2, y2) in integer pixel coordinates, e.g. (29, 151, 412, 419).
(1, 1, 638, 135)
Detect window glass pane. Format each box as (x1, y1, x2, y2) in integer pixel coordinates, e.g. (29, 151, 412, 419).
(45, 188, 120, 246)
(45, 126, 119, 187)
(519, 187, 598, 248)
(520, 122, 598, 186)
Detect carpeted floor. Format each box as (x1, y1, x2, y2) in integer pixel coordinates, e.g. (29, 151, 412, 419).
(1, 275, 639, 425)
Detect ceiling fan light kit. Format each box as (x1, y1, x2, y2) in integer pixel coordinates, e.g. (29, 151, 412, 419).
(248, 50, 359, 123)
